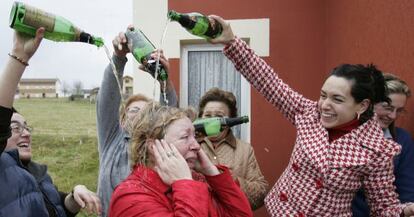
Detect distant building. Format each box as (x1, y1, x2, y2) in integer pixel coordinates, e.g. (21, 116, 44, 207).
(18, 78, 61, 98)
(123, 75, 133, 98)
(89, 87, 100, 102)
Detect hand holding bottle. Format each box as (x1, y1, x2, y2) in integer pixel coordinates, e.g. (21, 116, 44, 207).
(12, 28, 45, 64)
(140, 49, 170, 80)
(112, 26, 133, 58)
(208, 15, 236, 46)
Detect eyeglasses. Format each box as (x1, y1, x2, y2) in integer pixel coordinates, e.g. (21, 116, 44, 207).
(379, 103, 406, 115)
(10, 123, 33, 134)
(126, 107, 141, 114)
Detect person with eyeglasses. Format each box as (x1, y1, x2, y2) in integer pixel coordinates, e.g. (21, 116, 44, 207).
(1, 28, 102, 217)
(0, 26, 49, 217)
(96, 26, 178, 216)
(352, 73, 414, 216)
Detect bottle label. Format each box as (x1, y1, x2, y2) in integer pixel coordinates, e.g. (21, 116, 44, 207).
(23, 5, 55, 32)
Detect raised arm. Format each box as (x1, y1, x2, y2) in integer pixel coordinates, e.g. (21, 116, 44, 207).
(96, 31, 128, 153)
(209, 15, 315, 124)
(0, 28, 44, 153)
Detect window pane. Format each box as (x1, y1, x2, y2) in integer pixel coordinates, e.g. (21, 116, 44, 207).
(187, 50, 242, 137)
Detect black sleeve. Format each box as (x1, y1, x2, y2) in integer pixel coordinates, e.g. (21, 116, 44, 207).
(0, 106, 13, 154)
(59, 191, 77, 217)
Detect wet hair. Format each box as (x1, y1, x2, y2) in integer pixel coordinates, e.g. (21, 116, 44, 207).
(119, 94, 151, 125)
(198, 87, 238, 118)
(129, 102, 196, 168)
(384, 73, 411, 98)
(329, 64, 389, 123)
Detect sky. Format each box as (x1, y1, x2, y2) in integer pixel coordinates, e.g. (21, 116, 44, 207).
(0, 0, 133, 89)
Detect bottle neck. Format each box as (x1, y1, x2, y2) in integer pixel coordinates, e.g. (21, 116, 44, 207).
(222, 116, 249, 128)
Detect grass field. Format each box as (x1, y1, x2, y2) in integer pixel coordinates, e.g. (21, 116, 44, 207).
(14, 98, 100, 217)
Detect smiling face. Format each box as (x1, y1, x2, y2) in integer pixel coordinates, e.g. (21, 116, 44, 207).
(6, 113, 32, 162)
(164, 117, 200, 169)
(318, 76, 369, 128)
(374, 93, 407, 129)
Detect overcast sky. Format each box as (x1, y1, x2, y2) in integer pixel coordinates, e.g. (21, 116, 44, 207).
(0, 0, 133, 89)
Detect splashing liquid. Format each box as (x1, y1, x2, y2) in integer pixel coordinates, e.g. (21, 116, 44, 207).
(153, 19, 170, 108)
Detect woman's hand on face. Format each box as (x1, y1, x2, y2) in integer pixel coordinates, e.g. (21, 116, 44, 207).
(12, 28, 45, 63)
(208, 15, 235, 46)
(153, 139, 192, 185)
(72, 185, 102, 215)
(195, 149, 220, 176)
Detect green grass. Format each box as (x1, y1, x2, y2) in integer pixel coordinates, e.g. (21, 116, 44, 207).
(14, 98, 99, 217)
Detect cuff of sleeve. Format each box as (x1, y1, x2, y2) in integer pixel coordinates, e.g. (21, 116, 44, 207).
(112, 54, 128, 65)
(0, 106, 13, 133)
(204, 165, 234, 184)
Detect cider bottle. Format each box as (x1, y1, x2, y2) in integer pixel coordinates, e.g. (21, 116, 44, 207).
(168, 10, 222, 39)
(9, 1, 103, 47)
(193, 116, 249, 136)
(124, 28, 168, 81)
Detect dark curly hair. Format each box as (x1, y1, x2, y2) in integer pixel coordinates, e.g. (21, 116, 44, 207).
(198, 87, 238, 118)
(329, 64, 389, 123)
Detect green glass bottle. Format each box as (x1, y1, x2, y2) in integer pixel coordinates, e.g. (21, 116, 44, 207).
(9, 1, 103, 47)
(124, 28, 168, 81)
(193, 115, 249, 136)
(167, 10, 222, 39)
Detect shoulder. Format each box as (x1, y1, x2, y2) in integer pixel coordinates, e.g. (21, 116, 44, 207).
(395, 127, 413, 141)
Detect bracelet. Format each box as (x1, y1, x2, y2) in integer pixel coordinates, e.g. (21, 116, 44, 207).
(8, 53, 29, 66)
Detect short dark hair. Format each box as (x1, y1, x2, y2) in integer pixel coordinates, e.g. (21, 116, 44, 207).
(198, 88, 238, 118)
(329, 64, 389, 123)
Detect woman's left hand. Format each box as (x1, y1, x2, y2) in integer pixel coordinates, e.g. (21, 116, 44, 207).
(72, 185, 102, 215)
(403, 203, 414, 216)
(195, 149, 220, 176)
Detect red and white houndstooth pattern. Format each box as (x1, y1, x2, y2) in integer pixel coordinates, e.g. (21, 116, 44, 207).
(223, 37, 406, 216)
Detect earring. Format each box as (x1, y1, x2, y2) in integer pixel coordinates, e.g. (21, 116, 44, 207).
(356, 112, 361, 120)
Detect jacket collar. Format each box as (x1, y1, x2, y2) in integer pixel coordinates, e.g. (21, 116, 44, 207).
(131, 165, 207, 195)
(25, 161, 48, 183)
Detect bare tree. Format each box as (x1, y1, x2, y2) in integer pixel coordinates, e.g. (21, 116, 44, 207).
(72, 80, 84, 95)
(61, 81, 71, 97)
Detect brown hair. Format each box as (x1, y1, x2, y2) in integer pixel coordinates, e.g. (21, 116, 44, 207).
(198, 87, 238, 118)
(129, 102, 196, 168)
(119, 94, 151, 125)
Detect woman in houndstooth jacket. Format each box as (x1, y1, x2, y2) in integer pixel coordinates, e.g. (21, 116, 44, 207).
(208, 15, 414, 217)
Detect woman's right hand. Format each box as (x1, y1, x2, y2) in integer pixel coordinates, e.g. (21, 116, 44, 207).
(11, 28, 45, 64)
(112, 26, 134, 58)
(208, 15, 235, 46)
(153, 139, 193, 185)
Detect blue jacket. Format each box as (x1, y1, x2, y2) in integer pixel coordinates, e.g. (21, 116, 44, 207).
(27, 161, 68, 217)
(0, 150, 49, 217)
(352, 127, 414, 216)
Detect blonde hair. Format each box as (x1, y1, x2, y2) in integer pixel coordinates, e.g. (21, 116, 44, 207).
(129, 102, 196, 168)
(119, 94, 151, 126)
(384, 73, 411, 98)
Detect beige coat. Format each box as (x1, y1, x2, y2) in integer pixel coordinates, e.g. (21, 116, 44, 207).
(199, 131, 268, 210)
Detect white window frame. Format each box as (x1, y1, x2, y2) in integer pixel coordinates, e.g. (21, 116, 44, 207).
(180, 43, 251, 142)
